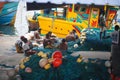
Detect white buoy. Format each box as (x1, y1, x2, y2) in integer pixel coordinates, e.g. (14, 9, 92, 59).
(105, 61, 111, 67)
(74, 44, 78, 48)
(39, 58, 48, 68)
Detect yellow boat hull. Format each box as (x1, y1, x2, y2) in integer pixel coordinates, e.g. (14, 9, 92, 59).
(37, 16, 88, 38)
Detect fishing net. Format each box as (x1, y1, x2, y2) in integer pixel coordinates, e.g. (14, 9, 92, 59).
(67, 28, 113, 51)
(18, 51, 111, 80)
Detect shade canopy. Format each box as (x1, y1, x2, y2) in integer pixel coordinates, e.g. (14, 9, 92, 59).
(1, 0, 120, 10)
(27, 2, 66, 10)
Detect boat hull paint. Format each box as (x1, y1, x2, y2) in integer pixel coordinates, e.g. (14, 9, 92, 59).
(38, 16, 88, 38)
(0, 11, 16, 25)
(0, 2, 18, 25)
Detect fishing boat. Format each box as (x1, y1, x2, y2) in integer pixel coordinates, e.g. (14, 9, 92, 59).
(0, 2, 6, 11)
(28, 4, 118, 38)
(0, 2, 18, 25)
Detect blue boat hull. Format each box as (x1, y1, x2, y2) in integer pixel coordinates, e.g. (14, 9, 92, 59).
(0, 11, 16, 25)
(0, 2, 18, 25)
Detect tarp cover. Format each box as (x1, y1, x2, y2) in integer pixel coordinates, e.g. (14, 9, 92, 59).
(27, 2, 66, 10)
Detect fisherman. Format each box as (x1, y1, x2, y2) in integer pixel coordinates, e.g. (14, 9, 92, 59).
(57, 39, 68, 51)
(72, 29, 78, 39)
(33, 28, 42, 44)
(20, 36, 36, 56)
(47, 31, 57, 43)
(111, 25, 120, 45)
(110, 25, 120, 78)
(66, 31, 75, 42)
(99, 13, 106, 40)
(66, 29, 78, 42)
(47, 31, 56, 38)
(15, 36, 24, 53)
(43, 33, 54, 48)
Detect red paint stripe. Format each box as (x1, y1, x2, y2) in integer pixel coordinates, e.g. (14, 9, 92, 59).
(72, 25, 81, 34)
(72, 19, 81, 34)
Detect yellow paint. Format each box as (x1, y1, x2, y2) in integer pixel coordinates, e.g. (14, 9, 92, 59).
(66, 4, 77, 19)
(89, 8, 100, 28)
(10, 14, 16, 26)
(104, 5, 107, 12)
(28, 14, 88, 38)
(72, 4, 75, 12)
(36, 16, 88, 38)
(66, 11, 77, 19)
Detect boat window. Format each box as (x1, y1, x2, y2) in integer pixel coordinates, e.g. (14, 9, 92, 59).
(74, 5, 86, 13)
(44, 8, 51, 15)
(54, 7, 67, 19)
(43, 7, 67, 19)
(80, 7, 86, 13)
(75, 5, 80, 12)
(57, 8, 64, 17)
(43, 8, 55, 17)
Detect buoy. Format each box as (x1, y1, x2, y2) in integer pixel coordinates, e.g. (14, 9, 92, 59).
(25, 67, 32, 73)
(23, 57, 30, 63)
(105, 61, 111, 67)
(48, 58, 54, 63)
(52, 58, 62, 68)
(74, 44, 78, 48)
(19, 63, 25, 69)
(41, 54, 47, 58)
(52, 51, 62, 59)
(37, 51, 44, 56)
(90, 48, 93, 51)
(77, 58, 82, 63)
(39, 58, 48, 68)
(44, 64, 51, 70)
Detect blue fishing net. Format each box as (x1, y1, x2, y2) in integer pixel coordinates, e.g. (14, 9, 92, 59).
(67, 28, 112, 51)
(19, 53, 111, 80)
(80, 28, 112, 51)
